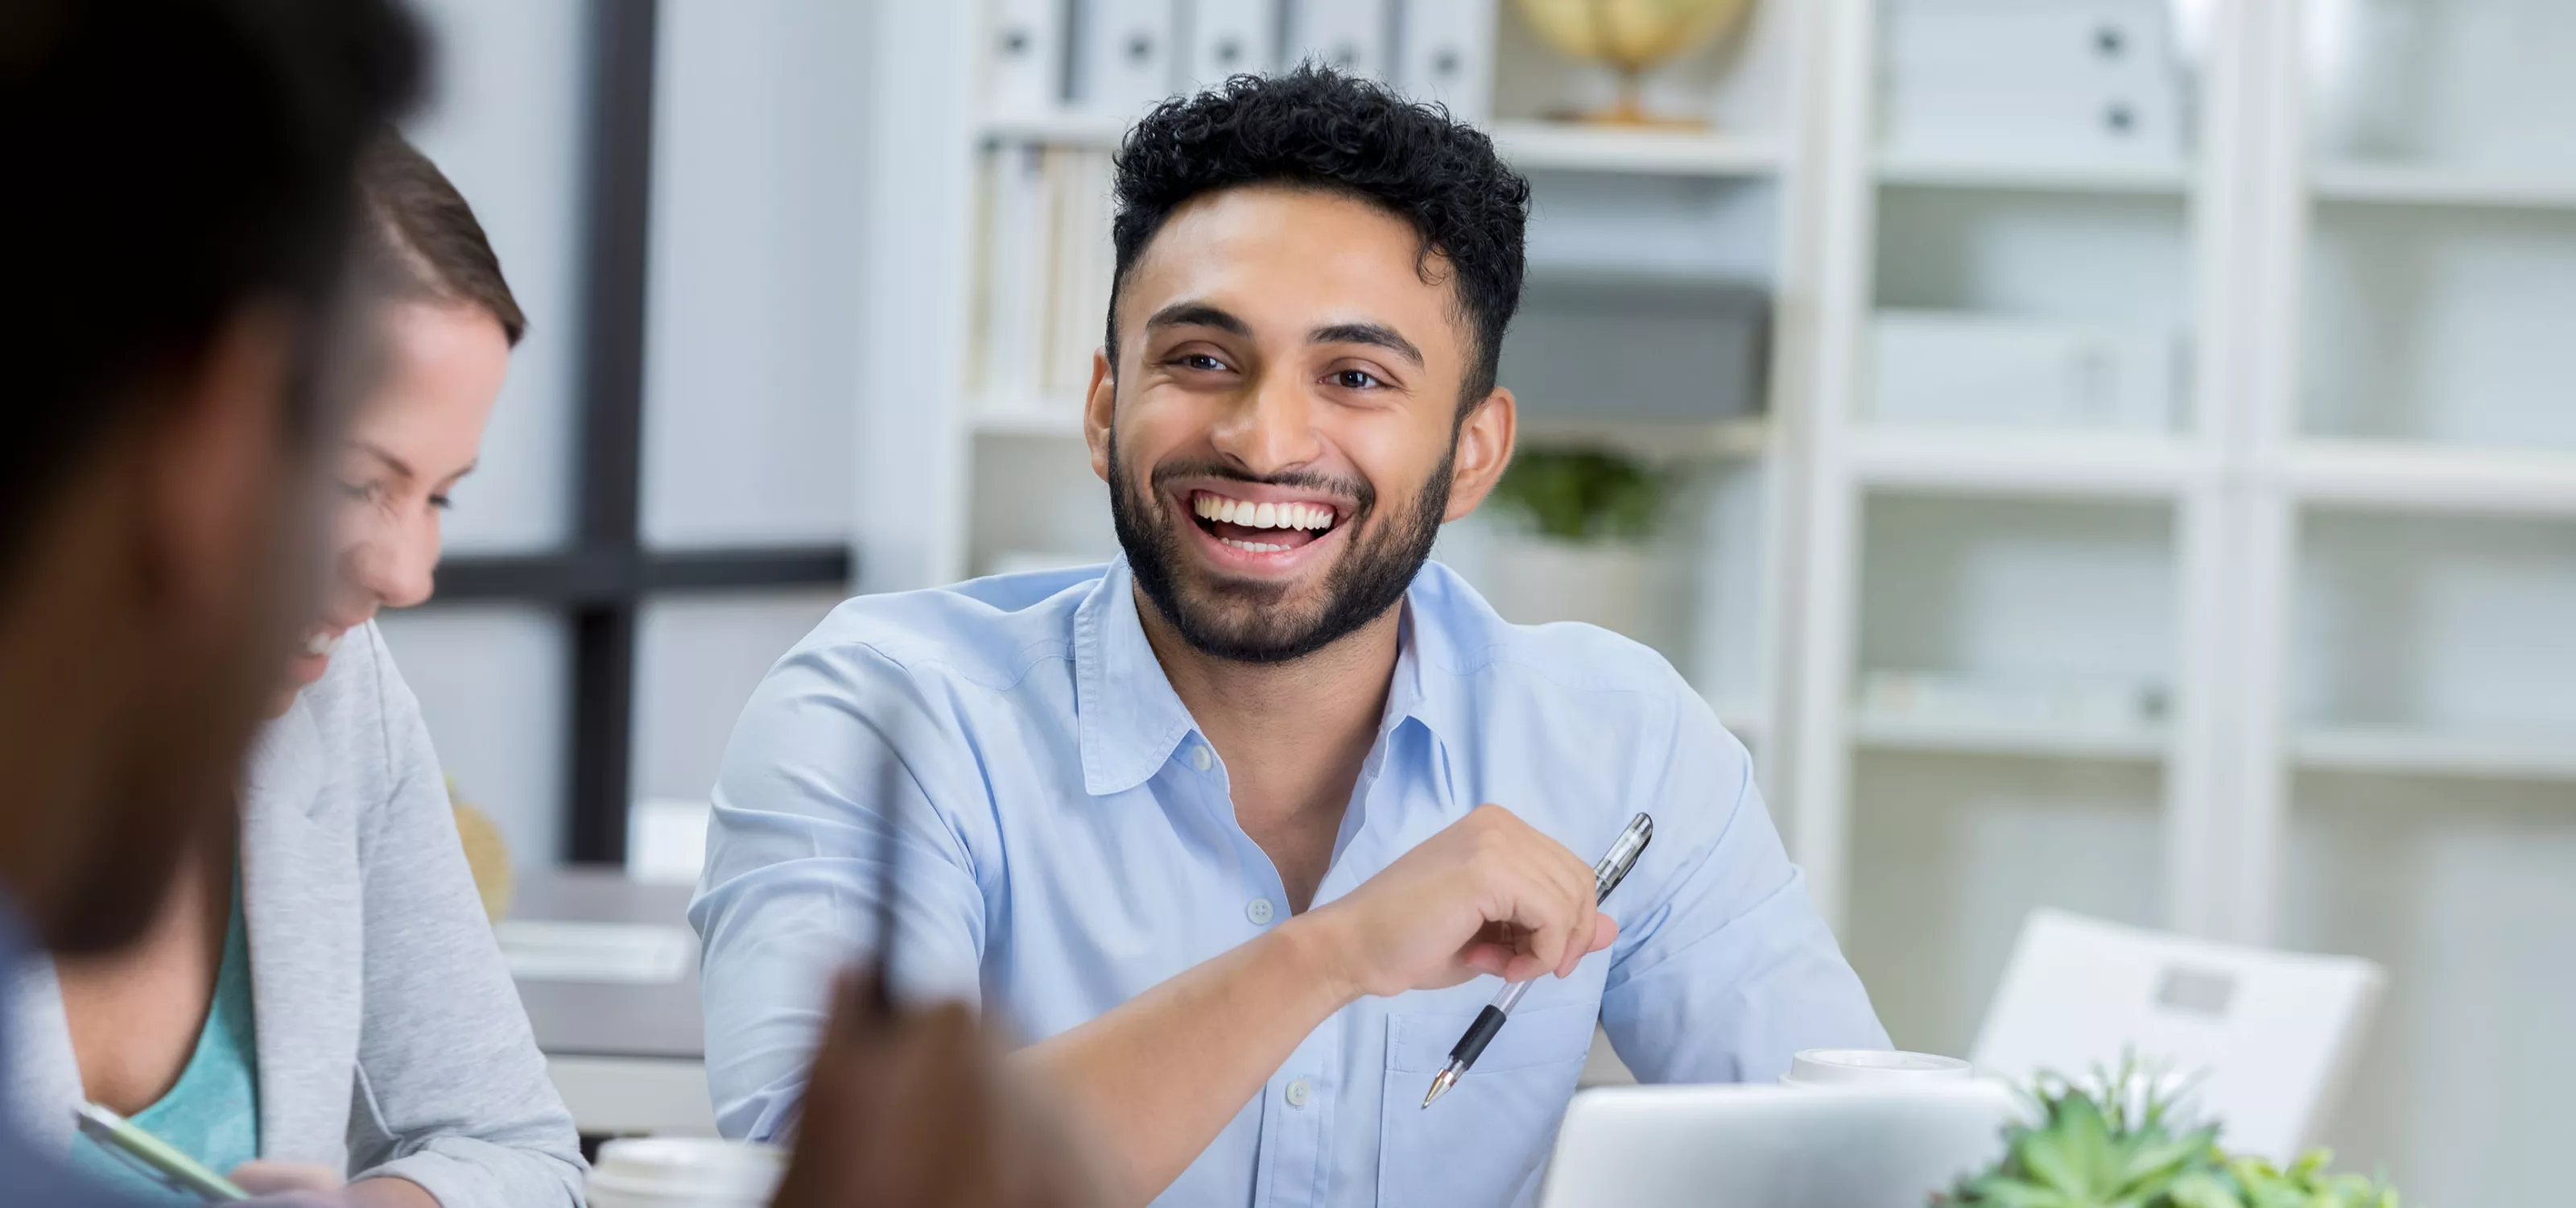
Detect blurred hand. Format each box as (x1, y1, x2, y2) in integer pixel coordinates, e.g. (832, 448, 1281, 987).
(231, 1163, 437, 1208)
(772, 969, 1107, 1208)
(230, 1160, 341, 1196)
(1300, 804, 1616, 999)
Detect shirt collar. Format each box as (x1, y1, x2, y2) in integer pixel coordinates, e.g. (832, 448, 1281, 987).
(1074, 558, 1486, 796)
(1073, 559, 1203, 796)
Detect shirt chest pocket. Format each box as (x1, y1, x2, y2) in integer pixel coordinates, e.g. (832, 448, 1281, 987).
(1377, 1000, 1596, 1208)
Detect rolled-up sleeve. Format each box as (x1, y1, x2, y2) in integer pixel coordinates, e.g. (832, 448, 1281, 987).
(1597, 685, 1888, 1085)
(689, 638, 990, 1143)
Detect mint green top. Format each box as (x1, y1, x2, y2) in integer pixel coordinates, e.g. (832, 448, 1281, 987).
(71, 872, 258, 1202)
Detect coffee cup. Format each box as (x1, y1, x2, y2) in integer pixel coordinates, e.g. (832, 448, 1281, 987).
(1779, 1048, 1973, 1088)
(588, 1136, 786, 1208)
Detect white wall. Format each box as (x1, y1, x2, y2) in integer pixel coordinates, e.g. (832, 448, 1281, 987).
(642, 0, 871, 549)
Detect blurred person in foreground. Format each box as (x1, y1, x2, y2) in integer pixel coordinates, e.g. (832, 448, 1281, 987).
(11, 134, 582, 1207)
(694, 66, 1885, 1208)
(0, 2, 1094, 1206)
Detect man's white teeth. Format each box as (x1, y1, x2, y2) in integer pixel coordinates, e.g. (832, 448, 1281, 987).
(1219, 538, 1290, 553)
(1191, 494, 1334, 531)
(302, 629, 343, 658)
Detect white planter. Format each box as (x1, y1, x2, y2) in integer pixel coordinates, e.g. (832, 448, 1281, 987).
(1484, 536, 1666, 644)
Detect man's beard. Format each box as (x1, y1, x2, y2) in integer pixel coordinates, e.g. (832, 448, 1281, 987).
(1109, 433, 1453, 664)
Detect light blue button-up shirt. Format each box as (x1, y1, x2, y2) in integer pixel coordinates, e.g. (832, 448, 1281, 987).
(692, 558, 1885, 1208)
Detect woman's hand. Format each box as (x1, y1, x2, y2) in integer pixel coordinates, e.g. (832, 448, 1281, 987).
(229, 1163, 437, 1207)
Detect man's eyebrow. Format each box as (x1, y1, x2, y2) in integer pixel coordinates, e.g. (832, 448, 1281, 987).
(1144, 301, 1253, 337)
(353, 441, 415, 480)
(1311, 321, 1423, 368)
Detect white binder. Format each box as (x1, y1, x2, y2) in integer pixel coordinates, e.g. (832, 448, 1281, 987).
(1285, 0, 1389, 80)
(1397, 0, 1496, 121)
(1182, 0, 1275, 93)
(1075, 0, 1181, 118)
(985, 0, 1067, 118)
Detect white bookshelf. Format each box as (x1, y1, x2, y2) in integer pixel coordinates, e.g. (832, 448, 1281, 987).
(858, 2, 2574, 1202)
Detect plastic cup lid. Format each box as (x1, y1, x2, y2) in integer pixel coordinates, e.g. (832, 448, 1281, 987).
(1783, 1048, 1974, 1085)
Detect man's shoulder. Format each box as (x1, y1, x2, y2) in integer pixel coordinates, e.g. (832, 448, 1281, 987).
(790, 565, 1104, 692)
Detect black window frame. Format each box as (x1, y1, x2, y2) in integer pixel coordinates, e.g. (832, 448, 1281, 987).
(431, 0, 853, 866)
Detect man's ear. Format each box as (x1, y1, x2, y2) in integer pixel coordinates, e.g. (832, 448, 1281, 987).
(138, 306, 297, 617)
(1084, 345, 1116, 482)
(1442, 386, 1516, 522)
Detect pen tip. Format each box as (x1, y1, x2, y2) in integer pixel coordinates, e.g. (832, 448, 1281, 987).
(1422, 1070, 1455, 1110)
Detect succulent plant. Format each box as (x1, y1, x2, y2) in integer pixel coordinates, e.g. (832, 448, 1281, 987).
(1938, 1060, 2404, 1208)
(1488, 447, 1665, 542)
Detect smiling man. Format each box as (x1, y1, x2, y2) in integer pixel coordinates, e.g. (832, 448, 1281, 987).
(693, 67, 1885, 1208)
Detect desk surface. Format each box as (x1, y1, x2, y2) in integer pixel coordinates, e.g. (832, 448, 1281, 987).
(508, 868, 704, 1061)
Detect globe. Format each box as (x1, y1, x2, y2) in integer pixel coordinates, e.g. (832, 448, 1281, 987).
(1514, 0, 1757, 126)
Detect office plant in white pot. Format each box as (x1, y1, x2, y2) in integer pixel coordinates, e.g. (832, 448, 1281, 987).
(1940, 1063, 2404, 1208)
(1480, 446, 1671, 643)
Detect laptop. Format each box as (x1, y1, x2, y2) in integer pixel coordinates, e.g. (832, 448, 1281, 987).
(1536, 1082, 2019, 1208)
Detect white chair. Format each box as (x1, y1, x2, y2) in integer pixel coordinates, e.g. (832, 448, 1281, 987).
(1968, 908, 2384, 1162)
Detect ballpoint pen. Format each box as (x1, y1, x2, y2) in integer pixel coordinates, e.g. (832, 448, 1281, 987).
(1423, 812, 1654, 1109)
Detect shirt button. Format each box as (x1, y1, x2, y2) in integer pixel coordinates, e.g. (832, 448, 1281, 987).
(1245, 898, 1275, 925)
(1285, 1078, 1311, 1108)
(1190, 744, 1214, 772)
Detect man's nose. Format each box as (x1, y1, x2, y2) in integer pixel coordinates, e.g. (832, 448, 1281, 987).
(1209, 370, 1323, 475)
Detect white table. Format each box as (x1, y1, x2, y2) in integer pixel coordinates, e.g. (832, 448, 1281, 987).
(506, 868, 717, 1137)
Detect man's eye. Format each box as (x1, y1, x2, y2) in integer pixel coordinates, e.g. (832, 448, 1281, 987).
(1331, 369, 1384, 390)
(1174, 354, 1228, 372)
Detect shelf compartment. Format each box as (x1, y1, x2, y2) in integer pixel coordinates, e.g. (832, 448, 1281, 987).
(2293, 511, 2576, 747)
(2294, 726, 2576, 784)
(1493, 121, 1785, 177)
(1852, 428, 2207, 499)
(2289, 440, 2576, 518)
(2300, 202, 2576, 451)
(1847, 750, 2165, 1057)
(1858, 496, 2179, 758)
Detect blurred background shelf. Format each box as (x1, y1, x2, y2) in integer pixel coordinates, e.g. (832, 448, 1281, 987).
(968, 395, 1088, 437)
(1517, 416, 1770, 462)
(2310, 162, 2576, 211)
(2288, 440, 2576, 517)
(1492, 120, 1785, 177)
(1850, 429, 2207, 499)
(1876, 151, 2193, 195)
(2293, 726, 2576, 784)
(974, 112, 1129, 149)
(1852, 709, 2168, 762)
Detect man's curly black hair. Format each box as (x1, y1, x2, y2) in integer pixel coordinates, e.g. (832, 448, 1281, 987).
(1108, 64, 1532, 410)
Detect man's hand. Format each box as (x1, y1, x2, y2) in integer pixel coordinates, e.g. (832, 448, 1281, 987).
(774, 969, 1106, 1208)
(1298, 804, 1617, 1000)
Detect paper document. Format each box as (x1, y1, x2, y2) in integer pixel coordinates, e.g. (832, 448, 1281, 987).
(497, 920, 695, 985)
